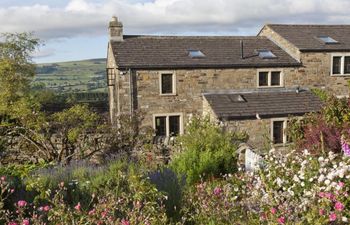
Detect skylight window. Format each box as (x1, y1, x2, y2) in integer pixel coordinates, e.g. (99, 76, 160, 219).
(257, 50, 277, 59)
(318, 36, 338, 44)
(188, 50, 205, 58)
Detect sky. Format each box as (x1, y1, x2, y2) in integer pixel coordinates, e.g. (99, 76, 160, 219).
(1, 0, 350, 63)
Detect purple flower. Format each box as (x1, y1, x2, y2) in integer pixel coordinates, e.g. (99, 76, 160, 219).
(341, 139, 350, 156)
(213, 187, 223, 196)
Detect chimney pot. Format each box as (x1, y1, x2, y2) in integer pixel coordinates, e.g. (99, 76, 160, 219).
(109, 16, 123, 42)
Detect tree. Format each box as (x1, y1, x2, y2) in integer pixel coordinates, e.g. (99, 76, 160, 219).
(0, 32, 39, 118)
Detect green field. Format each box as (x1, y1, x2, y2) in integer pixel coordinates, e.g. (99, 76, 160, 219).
(34, 58, 107, 93)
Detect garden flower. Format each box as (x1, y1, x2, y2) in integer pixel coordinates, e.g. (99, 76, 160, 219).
(101, 210, 108, 218)
(22, 219, 30, 225)
(277, 216, 285, 224)
(335, 201, 345, 211)
(338, 181, 345, 188)
(74, 202, 81, 211)
(329, 212, 337, 222)
(270, 208, 277, 214)
(17, 200, 27, 207)
(1, 176, 6, 181)
(213, 187, 222, 196)
(342, 217, 348, 222)
(88, 209, 96, 215)
(318, 192, 326, 198)
(319, 209, 325, 215)
(121, 219, 130, 225)
(43, 205, 50, 212)
(8, 222, 18, 225)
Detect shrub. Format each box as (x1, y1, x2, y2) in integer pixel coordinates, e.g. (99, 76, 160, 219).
(149, 168, 185, 222)
(288, 94, 350, 154)
(170, 117, 243, 184)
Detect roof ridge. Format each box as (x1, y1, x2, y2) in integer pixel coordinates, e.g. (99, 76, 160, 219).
(267, 24, 350, 27)
(123, 35, 267, 39)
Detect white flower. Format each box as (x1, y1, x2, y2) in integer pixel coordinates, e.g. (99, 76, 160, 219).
(318, 174, 325, 183)
(342, 217, 348, 222)
(324, 179, 331, 185)
(293, 175, 300, 183)
(318, 157, 324, 162)
(301, 182, 305, 187)
(305, 191, 312, 196)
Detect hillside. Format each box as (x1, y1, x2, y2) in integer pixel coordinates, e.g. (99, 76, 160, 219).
(34, 58, 107, 93)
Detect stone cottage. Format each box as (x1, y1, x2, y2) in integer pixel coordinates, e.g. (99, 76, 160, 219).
(106, 16, 349, 149)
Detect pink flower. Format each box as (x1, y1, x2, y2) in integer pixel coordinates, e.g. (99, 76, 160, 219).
(10, 189, 15, 193)
(318, 192, 326, 198)
(22, 219, 30, 225)
(74, 202, 81, 211)
(213, 187, 222, 196)
(88, 209, 95, 215)
(1, 176, 6, 181)
(329, 212, 337, 222)
(121, 219, 130, 225)
(338, 182, 345, 188)
(277, 217, 285, 224)
(319, 209, 325, 215)
(325, 192, 334, 200)
(43, 205, 50, 212)
(101, 211, 108, 218)
(17, 200, 27, 207)
(8, 222, 18, 225)
(335, 201, 345, 211)
(270, 207, 277, 215)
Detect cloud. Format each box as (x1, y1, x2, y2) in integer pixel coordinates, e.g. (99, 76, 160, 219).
(1, 0, 350, 41)
(32, 47, 56, 58)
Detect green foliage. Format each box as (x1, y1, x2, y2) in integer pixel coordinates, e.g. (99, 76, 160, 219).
(311, 88, 329, 101)
(171, 117, 241, 184)
(149, 168, 185, 222)
(52, 104, 100, 143)
(0, 32, 40, 117)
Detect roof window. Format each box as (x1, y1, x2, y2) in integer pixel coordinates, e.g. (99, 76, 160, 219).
(318, 36, 338, 44)
(188, 50, 205, 58)
(257, 50, 277, 59)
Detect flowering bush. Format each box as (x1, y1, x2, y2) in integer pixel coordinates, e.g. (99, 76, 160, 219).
(0, 171, 168, 224)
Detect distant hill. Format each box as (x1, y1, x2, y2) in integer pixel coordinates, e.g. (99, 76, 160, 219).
(34, 58, 107, 93)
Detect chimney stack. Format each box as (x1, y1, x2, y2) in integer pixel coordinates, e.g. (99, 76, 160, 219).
(109, 16, 123, 42)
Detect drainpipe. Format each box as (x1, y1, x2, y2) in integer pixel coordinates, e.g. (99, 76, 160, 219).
(129, 68, 133, 117)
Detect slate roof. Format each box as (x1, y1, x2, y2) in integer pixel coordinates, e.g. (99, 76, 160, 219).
(111, 36, 300, 69)
(266, 24, 350, 52)
(203, 88, 323, 120)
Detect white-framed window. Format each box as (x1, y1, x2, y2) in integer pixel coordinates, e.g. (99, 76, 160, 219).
(159, 72, 176, 95)
(153, 113, 183, 137)
(257, 70, 283, 87)
(331, 54, 350, 76)
(271, 118, 288, 145)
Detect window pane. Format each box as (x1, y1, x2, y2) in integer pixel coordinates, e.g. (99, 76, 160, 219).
(259, 72, 268, 86)
(169, 116, 180, 136)
(344, 56, 350, 74)
(333, 56, 341, 74)
(155, 116, 166, 136)
(271, 71, 281, 86)
(161, 74, 173, 94)
(273, 121, 284, 144)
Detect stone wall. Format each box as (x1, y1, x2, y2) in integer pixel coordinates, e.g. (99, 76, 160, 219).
(259, 26, 301, 61)
(226, 119, 270, 151)
(132, 67, 299, 128)
(260, 27, 350, 96)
